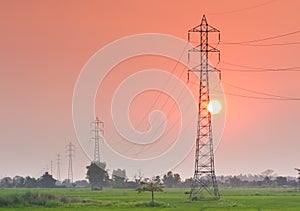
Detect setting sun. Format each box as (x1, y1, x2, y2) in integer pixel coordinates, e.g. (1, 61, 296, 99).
(207, 99, 222, 115)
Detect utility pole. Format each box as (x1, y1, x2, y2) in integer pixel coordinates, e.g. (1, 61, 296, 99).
(57, 154, 61, 181)
(91, 117, 104, 163)
(188, 15, 221, 200)
(66, 142, 75, 183)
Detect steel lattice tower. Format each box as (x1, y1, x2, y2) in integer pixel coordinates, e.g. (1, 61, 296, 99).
(66, 142, 75, 183)
(50, 160, 53, 175)
(56, 154, 61, 181)
(91, 117, 104, 163)
(188, 15, 221, 200)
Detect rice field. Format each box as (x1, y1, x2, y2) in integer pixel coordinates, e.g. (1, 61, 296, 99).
(0, 187, 300, 210)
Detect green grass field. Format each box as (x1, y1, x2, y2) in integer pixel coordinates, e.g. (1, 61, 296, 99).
(0, 188, 300, 210)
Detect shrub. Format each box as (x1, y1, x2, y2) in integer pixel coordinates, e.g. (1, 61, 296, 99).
(59, 196, 69, 203)
(0, 191, 80, 207)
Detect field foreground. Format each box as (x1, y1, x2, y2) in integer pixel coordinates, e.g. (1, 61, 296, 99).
(0, 188, 300, 211)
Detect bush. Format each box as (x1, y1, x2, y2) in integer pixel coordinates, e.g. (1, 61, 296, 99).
(135, 201, 169, 207)
(0, 191, 80, 207)
(0, 196, 9, 207)
(59, 196, 69, 203)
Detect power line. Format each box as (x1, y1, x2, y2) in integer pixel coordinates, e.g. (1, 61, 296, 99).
(119, 69, 202, 157)
(221, 30, 300, 44)
(191, 40, 300, 47)
(130, 81, 199, 156)
(118, 67, 300, 156)
(219, 67, 300, 73)
(219, 61, 300, 72)
(221, 60, 279, 69)
(119, 47, 216, 154)
(207, 0, 278, 16)
(221, 41, 300, 47)
(111, 42, 189, 146)
(115, 45, 220, 155)
(186, 80, 300, 101)
(131, 79, 225, 157)
(216, 91, 300, 101)
(222, 81, 300, 100)
(130, 42, 189, 133)
(118, 43, 221, 155)
(143, 38, 222, 144)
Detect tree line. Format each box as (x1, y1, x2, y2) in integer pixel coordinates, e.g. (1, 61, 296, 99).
(1, 164, 299, 189)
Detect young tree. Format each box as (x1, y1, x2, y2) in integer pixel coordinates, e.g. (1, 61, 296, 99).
(13, 176, 25, 188)
(173, 173, 181, 187)
(162, 171, 182, 188)
(74, 180, 89, 188)
(229, 176, 242, 187)
(261, 169, 274, 178)
(153, 176, 161, 184)
(24, 176, 38, 188)
(263, 176, 271, 186)
(134, 170, 143, 184)
(275, 176, 287, 187)
(0, 177, 13, 188)
(163, 171, 174, 188)
(136, 179, 163, 206)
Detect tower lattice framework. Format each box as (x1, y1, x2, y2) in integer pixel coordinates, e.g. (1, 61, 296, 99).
(188, 15, 221, 200)
(66, 142, 75, 183)
(56, 154, 61, 181)
(91, 117, 104, 163)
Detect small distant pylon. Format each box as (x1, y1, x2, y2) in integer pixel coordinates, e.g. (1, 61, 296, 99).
(90, 117, 104, 163)
(56, 154, 61, 181)
(295, 168, 300, 183)
(50, 160, 53, 175)
(66, 142, 75, 183)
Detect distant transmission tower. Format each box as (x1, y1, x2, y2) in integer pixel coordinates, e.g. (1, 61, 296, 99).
(56, 154, 61, 181)
(50, 160, 53, 175)
(295, 168, 300, 183)
(188, 15, 221, 199)
(91, 117, 104, 163)
(66, 142, 75, 183)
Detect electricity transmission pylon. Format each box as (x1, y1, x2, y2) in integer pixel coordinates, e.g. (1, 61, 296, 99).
(91, 117, 104, 163)
(188, 15, 221, 200)
(50, 160, 53, 175)
(56, 154, 61, 181)
(66, 142, 75, 183)
(295, 168, 300, 184)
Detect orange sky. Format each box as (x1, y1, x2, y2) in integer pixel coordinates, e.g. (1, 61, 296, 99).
(1, 0, 300, 180)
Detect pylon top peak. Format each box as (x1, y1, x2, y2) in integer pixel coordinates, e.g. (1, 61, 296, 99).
(201, 15, 208, 25)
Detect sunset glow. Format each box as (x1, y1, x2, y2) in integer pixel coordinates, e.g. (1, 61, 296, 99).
(207, 99, 222, 115)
